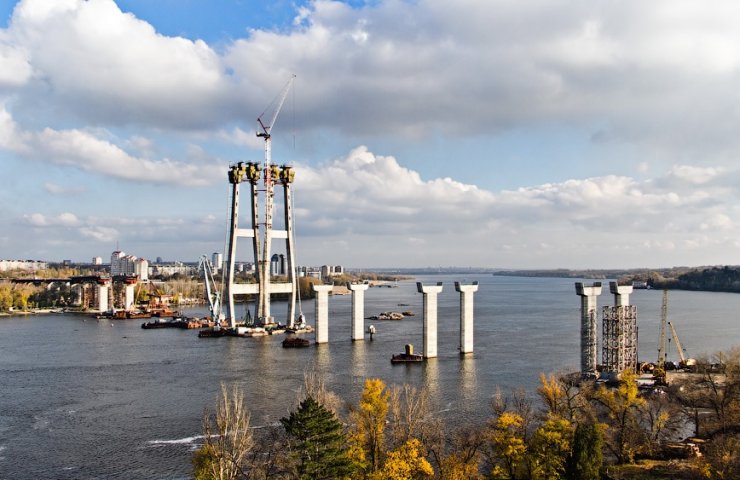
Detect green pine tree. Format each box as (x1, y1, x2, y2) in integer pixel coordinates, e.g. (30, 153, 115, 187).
(566, 422, 604, 480)
(281, 396, 356, 480)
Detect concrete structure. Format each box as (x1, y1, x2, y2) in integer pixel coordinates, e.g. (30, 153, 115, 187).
(224, 162, 298, 328)
(417, 282, 444, 358)
(454, 281, 479, 354)
(348, 283, 370, 341)
(211, 252, 223, 272)
(575, 282, 602, 377)
(124, 284, 135, 311)
(602, 282, 638, 377)
(609, 281, 633, 306)
(313, 284, 333, 344)
(0, 260, 48, 272)
(96, 282, 109, 313)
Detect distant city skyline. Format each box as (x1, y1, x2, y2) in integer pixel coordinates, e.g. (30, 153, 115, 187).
(2, 0, 740, 269)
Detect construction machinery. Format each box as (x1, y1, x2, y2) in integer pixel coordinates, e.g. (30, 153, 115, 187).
(199, 255, 224, 322)
(668, 321, 696, 368)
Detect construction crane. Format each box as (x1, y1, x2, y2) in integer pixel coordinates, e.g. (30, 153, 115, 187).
(657, 289, 668, 366)
(257, 75, 296, 170)
(668, 321, 695, 367)
(199, 255, 223, 322)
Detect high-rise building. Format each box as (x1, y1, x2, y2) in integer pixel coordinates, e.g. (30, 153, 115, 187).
(211, 252, 223, 272)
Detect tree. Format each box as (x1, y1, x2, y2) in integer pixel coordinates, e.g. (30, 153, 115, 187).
(528, 415, 572, 480)
(565, 422, 604, 480)
(437, 425, 486, 480)
(591, 370, 646, 463)
(350, 378, 390, 473)
(194, 384, 254, 480)
(487, 411, 527, 479)
(281, 396, 355, 480)
(370, 438, 433, 480)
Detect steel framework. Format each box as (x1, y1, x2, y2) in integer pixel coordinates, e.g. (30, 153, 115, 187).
(602, 305, 638, 375)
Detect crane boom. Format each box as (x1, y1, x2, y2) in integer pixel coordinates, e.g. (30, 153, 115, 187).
(257, 74, 296, 139)
(199, 255, 223, 321)
(667, 321, 686, 363)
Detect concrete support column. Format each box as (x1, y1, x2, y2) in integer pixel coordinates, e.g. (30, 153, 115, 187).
(417, 282, 443, 358)
(455, 281, 479, 354)
(124, 284, 135, 311)
(575, 282, 602, 377)
(313, 285, 333, 344)
(348, 283, 370, 341)
(97, 285, 109, 313)
(609, 281, 633, 306)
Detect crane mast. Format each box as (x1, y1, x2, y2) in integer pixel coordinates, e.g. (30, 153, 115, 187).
(657, 289, 668, 366)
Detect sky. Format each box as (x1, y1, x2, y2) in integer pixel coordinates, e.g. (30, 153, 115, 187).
(1, 0, 740, 269)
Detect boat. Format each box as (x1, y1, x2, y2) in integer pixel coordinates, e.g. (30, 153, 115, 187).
(141, 318, 189, 329)
(282, 336, 310, 348)
(391, 344, 424, 364)
(198, 327, 226, 338)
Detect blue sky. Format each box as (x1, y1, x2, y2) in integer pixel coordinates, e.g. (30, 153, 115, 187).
(2, 0, 740, 269)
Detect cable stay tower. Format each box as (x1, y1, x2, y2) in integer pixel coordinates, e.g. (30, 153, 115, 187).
(224, 75, 299, 328)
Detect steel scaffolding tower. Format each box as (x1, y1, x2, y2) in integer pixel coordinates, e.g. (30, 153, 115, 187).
(601, 304, 638, 375)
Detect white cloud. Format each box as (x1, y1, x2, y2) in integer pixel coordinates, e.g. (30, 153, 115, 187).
(1, 106, 223, 186)
(24, 212, 79, 227)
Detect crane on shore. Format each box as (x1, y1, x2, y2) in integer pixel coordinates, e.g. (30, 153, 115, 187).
(199, 255, 224, 322)
(668, 321, 696, 368)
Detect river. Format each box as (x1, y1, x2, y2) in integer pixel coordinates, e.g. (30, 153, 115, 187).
(0, 274, 738, 479)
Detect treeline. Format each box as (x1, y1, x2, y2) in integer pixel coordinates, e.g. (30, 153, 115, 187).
(648, 266, 740, 293)
(193, 350, 739, 480)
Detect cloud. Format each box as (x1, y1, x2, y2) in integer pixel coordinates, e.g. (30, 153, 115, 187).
(44, 182, 85, 195)
(281, 147, 740, 266)
(1, 106, 223, 186)
(24, 212, 79, 227)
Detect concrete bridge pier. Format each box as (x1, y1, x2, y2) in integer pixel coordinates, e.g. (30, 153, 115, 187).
(348, 283, 370, 341)
(455, 281, 479, 354)
(609, 281, 633, 306)
(417, 282, 444, 358)
(124, 284, 135, 311)
(97, 285, 109, 313)
(575, 282, 602, 377)
(312, 285, 333, 344)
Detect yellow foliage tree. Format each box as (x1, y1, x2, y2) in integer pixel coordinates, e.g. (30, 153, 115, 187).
(529, 415, 573, 480)
(370, 438, 433, 480)
(592, 370, 646, 463)
(350, 378, 391, 473)
(488, 411, 527, 479)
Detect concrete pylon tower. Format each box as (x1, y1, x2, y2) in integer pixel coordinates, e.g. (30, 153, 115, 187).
(417, 282, 444, 359)
(224, 162, 298, 328)
(575, 282, 602, 377)
(454, 281, 479, 354)
(348, 283, 370, 341)
(313, 284, 333, 344)
(609, 281, 633, 306)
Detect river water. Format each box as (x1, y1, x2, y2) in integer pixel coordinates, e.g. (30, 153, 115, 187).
(0, 274, 738, 479)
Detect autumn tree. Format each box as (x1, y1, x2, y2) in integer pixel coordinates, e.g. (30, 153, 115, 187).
(281, 396, 355, 480)
(528, 415, 572, 480)
(370, 438, 433, 480)
(194, 384, 254, 480)
(350, 378, 390, 473)
(436, 425, 486, 480)
(486, 411, 527, 479)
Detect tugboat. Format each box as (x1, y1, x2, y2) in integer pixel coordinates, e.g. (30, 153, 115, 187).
(391, 344, 424, 364)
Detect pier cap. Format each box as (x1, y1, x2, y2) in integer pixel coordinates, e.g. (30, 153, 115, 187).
(417, 281, 443, 293)
(575, 282, 602, 296)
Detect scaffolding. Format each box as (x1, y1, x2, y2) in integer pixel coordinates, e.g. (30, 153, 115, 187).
(581, 308, 598, 376)
(602, 305, 638, 375)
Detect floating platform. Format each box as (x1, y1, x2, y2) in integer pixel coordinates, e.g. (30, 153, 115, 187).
(391, 344, 424, 363)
